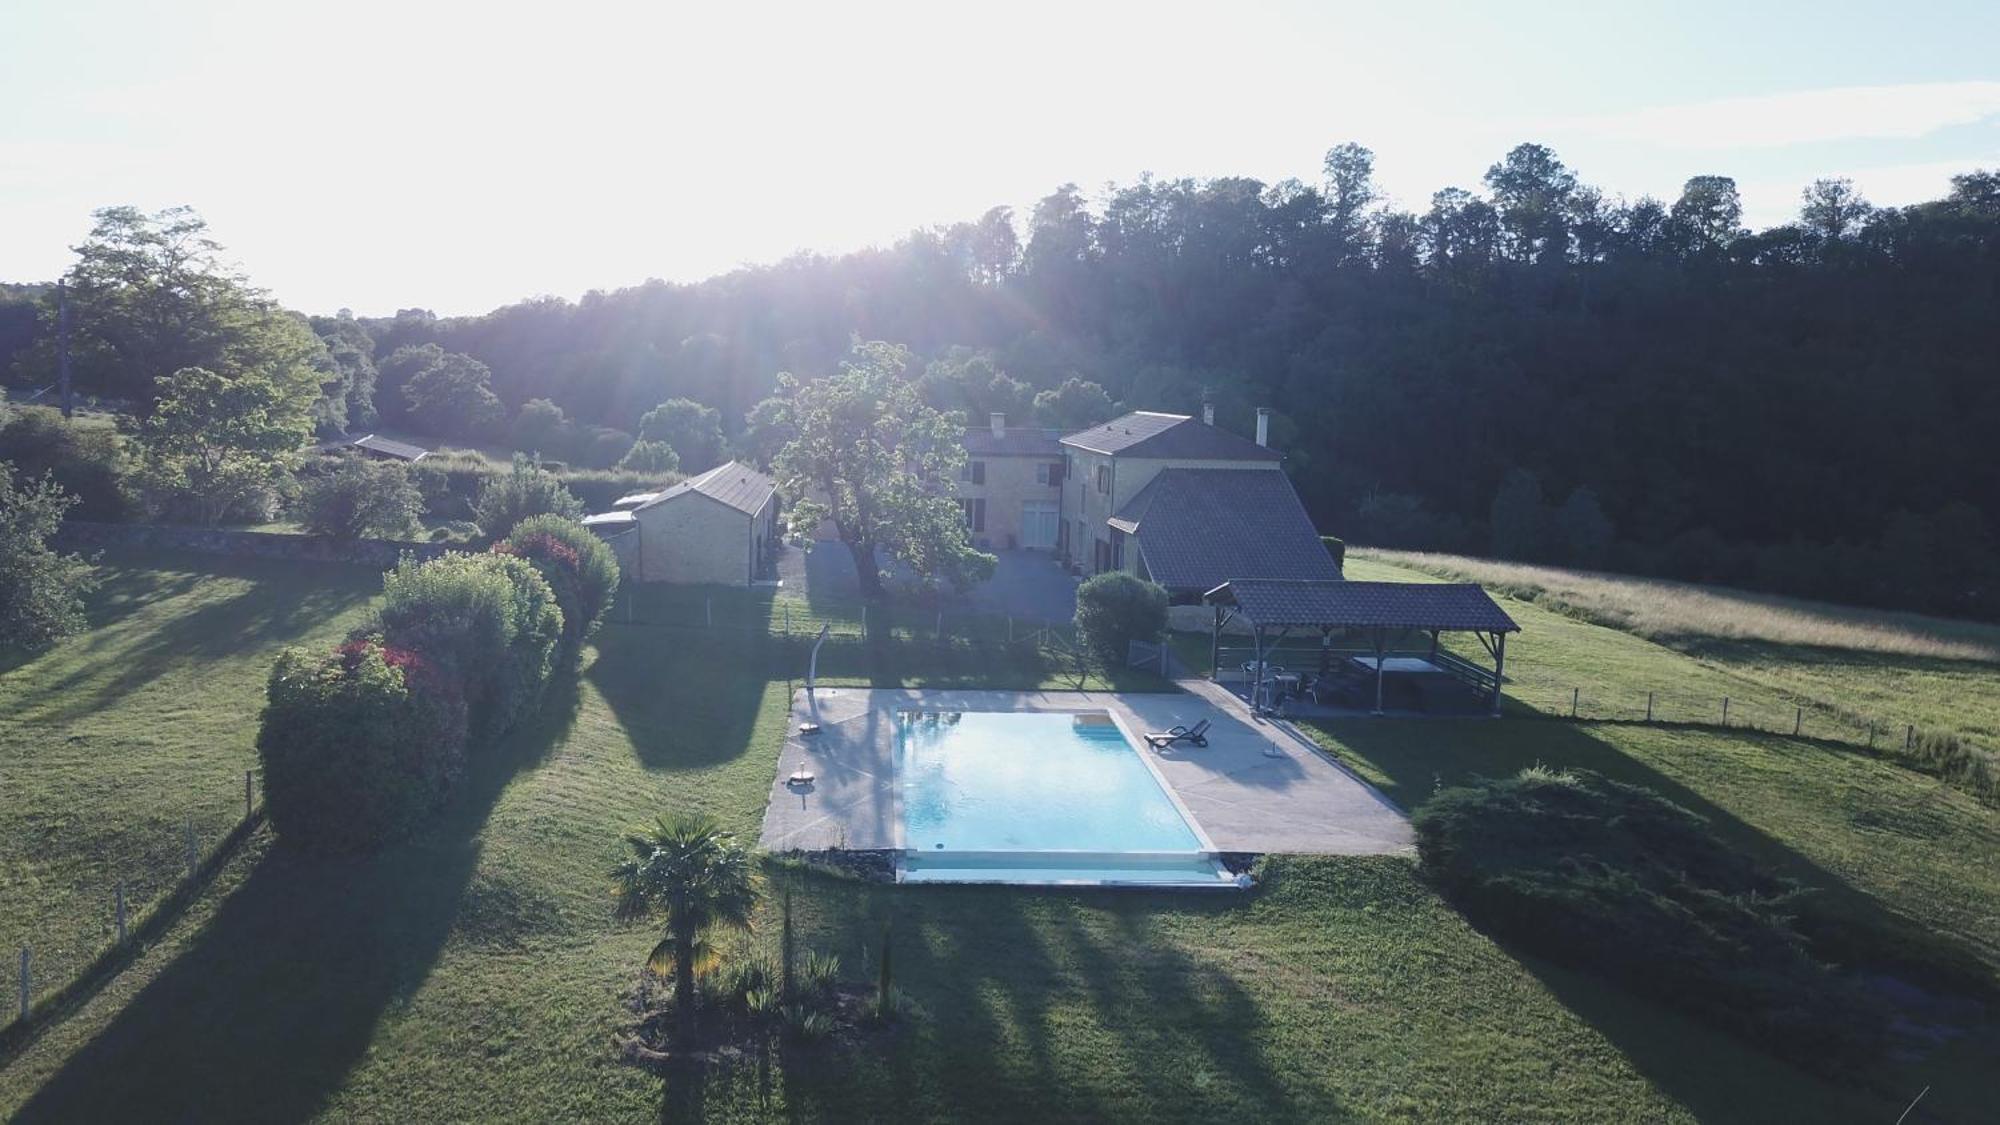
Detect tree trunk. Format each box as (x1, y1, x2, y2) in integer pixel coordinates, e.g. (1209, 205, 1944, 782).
(849, 540, 883, 599)
(674, 925, 696, 1044)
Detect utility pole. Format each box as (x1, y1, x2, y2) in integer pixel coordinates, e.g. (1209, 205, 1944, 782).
(57, 279, 74, 418)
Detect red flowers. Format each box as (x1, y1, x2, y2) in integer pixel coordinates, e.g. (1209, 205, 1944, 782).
(495, 532, 582, 573)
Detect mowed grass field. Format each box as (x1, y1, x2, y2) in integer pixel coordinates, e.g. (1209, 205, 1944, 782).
(1, 550, 1994, 1121)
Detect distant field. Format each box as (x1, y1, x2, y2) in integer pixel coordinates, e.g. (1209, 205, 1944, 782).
(1354, 548, 2000, 662)
(1345, 550, 2000, 750)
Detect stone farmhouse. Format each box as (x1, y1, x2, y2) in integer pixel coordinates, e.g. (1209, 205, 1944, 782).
(957, 406, 1340, 601)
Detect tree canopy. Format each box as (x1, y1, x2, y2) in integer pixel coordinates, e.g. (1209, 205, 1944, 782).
(768, 342, 995, 597)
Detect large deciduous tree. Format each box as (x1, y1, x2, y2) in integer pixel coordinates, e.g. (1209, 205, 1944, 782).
(401, 350, 506, 441)
(636, 398, 724, 472)
(23, 206, 328, 414)
(134, 365, 315, 525)
(771, 342, 995, 597)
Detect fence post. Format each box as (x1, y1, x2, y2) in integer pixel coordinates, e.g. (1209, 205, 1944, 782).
(1570, 687, 1578, 718)
(705, 597, 713, 628)
(1645, 691, 1654, 722)
(935, 611, 942, 642)
(861, 604, 867, 640)
(1721, 697, 1729, 726)
(116, 881, 128, 944)
(1905, 724, 1914, 750)
(1868, 722, 1878, 749)
(184, 817, 197, 879)
(17, 946, 26, 1019)
(1006, 616, 1013, 644)
(245, 769, 254, 821)
(1794, 707, 1802, 737)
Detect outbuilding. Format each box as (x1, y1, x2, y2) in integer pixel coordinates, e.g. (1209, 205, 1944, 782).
(586, 461, 779, 585)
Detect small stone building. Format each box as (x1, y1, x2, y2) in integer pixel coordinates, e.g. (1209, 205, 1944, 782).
(584, 461, 778, 585)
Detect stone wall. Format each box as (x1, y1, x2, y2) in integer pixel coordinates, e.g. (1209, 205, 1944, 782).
(55, 520, 449, 568)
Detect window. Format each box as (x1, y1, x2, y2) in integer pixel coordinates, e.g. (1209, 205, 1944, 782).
(959, 498, 986, 533)
(1110, 528, 1124, 569)
(1036, 461, 1064, 486)
(1095, 464, 1110, 493)
(959, 460, 986, 485)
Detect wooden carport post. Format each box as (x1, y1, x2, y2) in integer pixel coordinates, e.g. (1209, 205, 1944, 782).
(1250, 623, 1266, 714)
(1371, 627, 1386, 715)
(1489, 631, 1506, 716)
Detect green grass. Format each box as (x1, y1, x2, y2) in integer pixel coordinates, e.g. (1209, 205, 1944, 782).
(0, 549, 380, 993)
(1351, 549, 2000, 746)
(2, 553, 1992, 1120)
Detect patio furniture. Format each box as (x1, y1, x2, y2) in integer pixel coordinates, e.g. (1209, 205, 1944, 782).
(1144, 719, 1211, 750)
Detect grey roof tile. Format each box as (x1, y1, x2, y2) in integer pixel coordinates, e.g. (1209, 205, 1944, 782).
(1061, 411, 1281, 461)
(1207, 579, 1519, 632)
(1113, 468, 1339, 591)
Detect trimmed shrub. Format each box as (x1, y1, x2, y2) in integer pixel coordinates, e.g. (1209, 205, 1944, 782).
(619, 439, 679, 473)
(497, 514, 620, 650)
(472, 455, 583, 539)
(1074, 571, 1168, 666)
(378, 551, 560, 741)
(0, 465, 97, 653)
(1415, 767, 1888, 1072)
(1320, 535, 1346, 569)
(257, 640, 468, 853)
(295, 454, 422, 539)
(0, 408, 135, 522)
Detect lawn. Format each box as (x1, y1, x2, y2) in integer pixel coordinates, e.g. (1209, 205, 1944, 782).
(1, 551, 1992, 1121)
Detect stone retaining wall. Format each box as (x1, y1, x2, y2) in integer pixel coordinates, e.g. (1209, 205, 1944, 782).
(55, 520, 449, 568)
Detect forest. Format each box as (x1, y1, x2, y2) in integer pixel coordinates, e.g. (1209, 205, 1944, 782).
(4, 142, 1997, 619)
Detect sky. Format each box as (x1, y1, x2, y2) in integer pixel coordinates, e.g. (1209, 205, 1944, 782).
(5, 0, 1998, 316)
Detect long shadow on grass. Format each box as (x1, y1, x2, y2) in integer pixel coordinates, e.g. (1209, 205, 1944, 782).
(679, 875, 1296, 1123)
(12, 554, 378, 724)
(1308, 717, 1976, 1122)
(11, 678, 582, 1123)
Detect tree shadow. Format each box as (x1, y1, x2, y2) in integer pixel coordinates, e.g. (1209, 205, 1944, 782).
(586, 623, 776, 771)
(10, 677, 582, 1123)
(11, 554, 378, 723)
(1308, 717, 1990, 1120)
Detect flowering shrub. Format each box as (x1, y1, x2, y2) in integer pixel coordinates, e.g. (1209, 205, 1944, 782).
(257, 641, 468, 853)
(499, 515, 620, 651)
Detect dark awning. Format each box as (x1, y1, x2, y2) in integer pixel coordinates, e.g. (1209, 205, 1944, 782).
(1203, 579, 1519, 633)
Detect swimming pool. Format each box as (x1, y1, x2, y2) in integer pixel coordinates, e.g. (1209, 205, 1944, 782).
(895, 710, 1236, 886)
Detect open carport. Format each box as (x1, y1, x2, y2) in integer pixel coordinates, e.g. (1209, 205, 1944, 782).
(1203, 578, 1521, 717)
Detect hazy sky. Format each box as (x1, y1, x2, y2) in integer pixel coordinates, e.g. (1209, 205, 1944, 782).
(5, 0, 1998, 315)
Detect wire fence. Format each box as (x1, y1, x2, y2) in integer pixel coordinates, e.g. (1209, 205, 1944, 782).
(1201, 636, 1987, 775)
(5, 771, 262, 1038)
(613, 584, 1083, 650)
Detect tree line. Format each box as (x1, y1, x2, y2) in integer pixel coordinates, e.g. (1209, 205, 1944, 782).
(5, 143, 1998, 619)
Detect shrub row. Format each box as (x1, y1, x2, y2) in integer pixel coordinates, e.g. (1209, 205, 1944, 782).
(1414, 766, 1889, 1073)
(257, 521, 619, 852)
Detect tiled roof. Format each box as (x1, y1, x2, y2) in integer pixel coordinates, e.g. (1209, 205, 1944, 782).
(612, 491, 661, 509)
(1206, 579, 1520, 632)
(1112, 468, 1340, 592)
(964, 427, 1064, 457)
(581, 510, 637, 527)
(1061, 411, 1281, 461)
(634, 461, 775, 516)
(347, 434, 430, 460)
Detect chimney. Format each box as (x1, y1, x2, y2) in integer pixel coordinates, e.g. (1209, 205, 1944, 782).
(1202, 401, 1215, 426)
(989, 412, 1005, 437)
(1255, 407, 1271, 447)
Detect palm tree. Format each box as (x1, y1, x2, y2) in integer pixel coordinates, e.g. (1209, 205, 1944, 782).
(611, 813, 761, 1042)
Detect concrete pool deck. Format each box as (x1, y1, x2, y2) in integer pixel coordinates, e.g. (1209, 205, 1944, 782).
(757, 686, 1414, 857)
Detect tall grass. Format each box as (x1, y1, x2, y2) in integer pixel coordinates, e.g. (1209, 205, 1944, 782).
(1356, 548, 2000, 663)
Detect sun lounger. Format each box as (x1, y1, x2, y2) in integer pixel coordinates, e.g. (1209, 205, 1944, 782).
(1145, 719, 1210, 749)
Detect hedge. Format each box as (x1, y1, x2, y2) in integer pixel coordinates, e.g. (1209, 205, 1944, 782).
(1074, 571, 1168, 665)
(497, 514, 621, 652)
(256, 641, 468, 853)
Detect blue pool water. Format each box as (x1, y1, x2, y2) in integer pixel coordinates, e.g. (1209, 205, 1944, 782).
(896, 711, 1233, 886)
